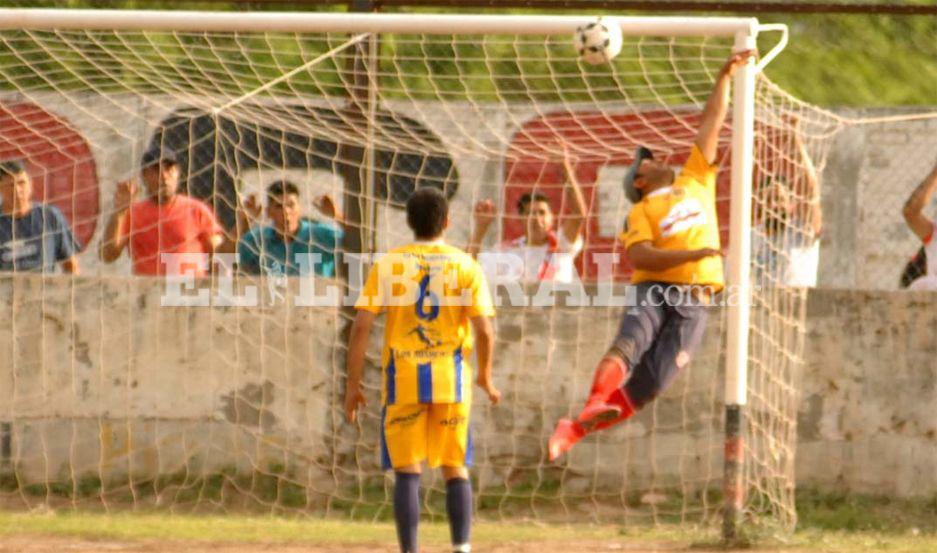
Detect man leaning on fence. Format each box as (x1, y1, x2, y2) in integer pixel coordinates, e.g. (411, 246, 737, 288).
(0, 160, 80, 274)
(99, 147, 224, 277)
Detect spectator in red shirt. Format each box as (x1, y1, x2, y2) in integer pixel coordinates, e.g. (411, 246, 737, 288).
(99, 148, 223, 276)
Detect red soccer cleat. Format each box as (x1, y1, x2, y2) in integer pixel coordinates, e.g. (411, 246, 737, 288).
(548, 418, 585, 461)
(577, 401, 623, 431)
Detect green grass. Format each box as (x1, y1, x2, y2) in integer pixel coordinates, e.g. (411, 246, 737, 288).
(0, 511, 629, 545)
(1, 490, 937, 551)
(2, 510, 937, 551)
(797, 490, 937, 534)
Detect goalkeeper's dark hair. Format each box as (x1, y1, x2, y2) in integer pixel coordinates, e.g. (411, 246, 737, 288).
(266, 180, 301, 200)
(406, 187, 448, 240)
(517, 192, 551, 214)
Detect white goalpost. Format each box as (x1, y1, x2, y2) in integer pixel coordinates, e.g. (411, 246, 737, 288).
(0, 8, 836, 539)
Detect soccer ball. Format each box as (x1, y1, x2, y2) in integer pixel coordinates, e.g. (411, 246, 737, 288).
(574, 17, 622, 65)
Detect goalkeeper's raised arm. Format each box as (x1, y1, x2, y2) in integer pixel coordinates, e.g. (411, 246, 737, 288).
(695, 50, 756, 164)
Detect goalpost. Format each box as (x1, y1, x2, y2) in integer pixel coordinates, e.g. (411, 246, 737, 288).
(0, 8, 835, 539)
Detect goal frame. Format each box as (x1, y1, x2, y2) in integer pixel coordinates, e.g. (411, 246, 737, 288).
(0, 7, 767, 541)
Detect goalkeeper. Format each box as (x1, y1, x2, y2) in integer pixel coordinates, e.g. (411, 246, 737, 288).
(549, 50, 753, 460)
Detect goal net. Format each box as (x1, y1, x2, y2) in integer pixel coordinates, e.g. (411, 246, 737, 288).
(0, 10, 838, 534)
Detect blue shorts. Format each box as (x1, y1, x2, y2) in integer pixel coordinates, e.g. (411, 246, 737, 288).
(610, 282, 709, 408)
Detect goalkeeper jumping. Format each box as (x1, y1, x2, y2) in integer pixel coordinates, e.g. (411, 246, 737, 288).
(549, 50, 754, 460)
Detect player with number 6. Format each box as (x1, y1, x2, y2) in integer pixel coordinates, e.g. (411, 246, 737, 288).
(345, 188, 499, 553)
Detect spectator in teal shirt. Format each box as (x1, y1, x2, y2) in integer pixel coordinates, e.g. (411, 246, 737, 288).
(237, 181, 344, 277)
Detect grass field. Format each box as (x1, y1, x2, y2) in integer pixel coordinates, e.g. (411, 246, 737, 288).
(2, 498, 936, 553)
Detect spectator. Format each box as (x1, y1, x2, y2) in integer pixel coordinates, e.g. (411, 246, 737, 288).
(901, 156, 937, 290)
(236, 181, 345, 277)
(752, 120, 822, 287)
(99, 148, 224, 276)
(467, 150, 587, 283)
(0, 160, 80, 274)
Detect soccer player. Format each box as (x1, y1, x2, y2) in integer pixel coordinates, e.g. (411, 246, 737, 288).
(0, 160, 80, 274)
(901, 155, 937, 290)
(467, 150, 587, 283)
(751, 117, 822, 287)
(345, 187, 500, 553)
(548, 50, 754, 461)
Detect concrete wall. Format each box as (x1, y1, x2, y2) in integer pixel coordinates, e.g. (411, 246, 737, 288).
(818, 111, 937, 290)
(798, 289, 937, 496)
(0, 275, 934, 503)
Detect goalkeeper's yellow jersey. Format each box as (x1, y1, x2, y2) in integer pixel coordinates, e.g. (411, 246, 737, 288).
(620, 144, 724, 290)
(355, 241, 495, 406)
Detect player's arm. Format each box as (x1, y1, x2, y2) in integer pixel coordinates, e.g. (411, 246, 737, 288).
(627, 241, 722, 272)
(470, 315, 500, 405)
(466, 200, 496, 257)
(902, 159, 937, 242)
(560, 149, 588, 245)
(99, 180, 136, 263)
(792, 126, 823, 237)
(344, 310, 376, 422)
(695, 50, 755, 164)
(50, 207, 80, 275)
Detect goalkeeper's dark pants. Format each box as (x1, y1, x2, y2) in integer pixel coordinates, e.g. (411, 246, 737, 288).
(608, 281, 710, 409)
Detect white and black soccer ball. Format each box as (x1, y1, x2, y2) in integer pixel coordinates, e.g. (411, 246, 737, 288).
(574, 17, 623, 65)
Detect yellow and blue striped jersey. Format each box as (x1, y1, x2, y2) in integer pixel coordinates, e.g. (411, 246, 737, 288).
(355, 241, 495, 405)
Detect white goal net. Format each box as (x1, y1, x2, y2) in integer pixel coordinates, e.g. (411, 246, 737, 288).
(0, 10, 842, 534)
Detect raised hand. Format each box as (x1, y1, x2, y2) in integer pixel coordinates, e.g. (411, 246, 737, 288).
(239, 193, 263, 222)
(720, 50, 756, 78)
(313, 194, 340, 220)
(113, 180, 138, 212)
(473, 199, 496, 229)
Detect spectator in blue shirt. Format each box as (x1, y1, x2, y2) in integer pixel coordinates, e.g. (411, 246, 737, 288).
(237, 180, 344, 277)
(0, 160, 79, 274)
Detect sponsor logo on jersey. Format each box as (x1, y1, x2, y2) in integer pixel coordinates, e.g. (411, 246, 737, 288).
(659, 198, 707, 238)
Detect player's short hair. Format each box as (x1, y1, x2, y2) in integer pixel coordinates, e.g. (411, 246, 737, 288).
(266, 180, 301, 201)
(0, 159, 26, 180)
(517, 192, 551, 214)
(406, 187, 448, 240)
